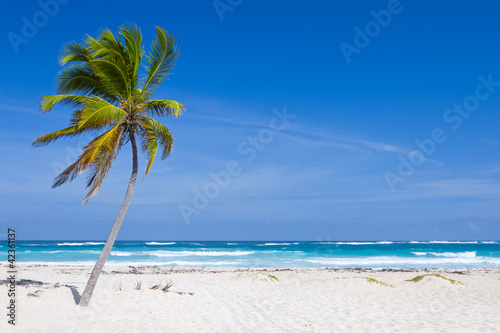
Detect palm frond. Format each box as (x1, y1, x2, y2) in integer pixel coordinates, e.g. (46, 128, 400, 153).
(40, 94, 90, 113)
(71, 97, 128, 131)
(87, 29, 127, 62)
(143, 99, 185, 118)
(139, 117, 174, 176)
(56, 63, 115, 100)
(83, 126, 126, 205)
(32, 125, 90, 147)
(59, 41, 91, 65)
(142, 27, 178, 93)
(88, 59, 131, 97)
(53, 123, 125, 196)
(119, 24, 144, 85)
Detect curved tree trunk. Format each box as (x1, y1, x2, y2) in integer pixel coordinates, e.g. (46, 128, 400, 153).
(79, 130, 138, 306)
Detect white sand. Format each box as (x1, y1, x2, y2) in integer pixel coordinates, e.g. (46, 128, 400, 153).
(1, 265, 499, 332)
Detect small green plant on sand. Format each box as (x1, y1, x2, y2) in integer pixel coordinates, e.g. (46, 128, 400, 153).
(316, 276, 395, 288)
(268, 275, 279, 282)
(360, 277, 395, 288)
(150, 282, 162, 290)
(246, 272, 280, 282)
(162, 280, 174, 292)
(407, 274, 464, 285)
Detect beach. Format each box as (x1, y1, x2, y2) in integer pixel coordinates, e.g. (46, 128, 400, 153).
(1, 265, 499, 332)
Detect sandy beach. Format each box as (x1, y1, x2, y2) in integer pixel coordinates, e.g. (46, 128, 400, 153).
(0, 265, 499, 332)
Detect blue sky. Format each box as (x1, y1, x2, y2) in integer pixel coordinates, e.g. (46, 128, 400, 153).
(1, 0, 500, 240)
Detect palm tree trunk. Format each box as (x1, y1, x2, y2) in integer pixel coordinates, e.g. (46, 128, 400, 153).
(79, 129, 138, 306)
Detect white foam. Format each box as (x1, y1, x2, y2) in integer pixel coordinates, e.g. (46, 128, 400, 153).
(257, 243, 292, 246)
(145, 250, 255, 257)
(227, 243, 238, 245)
(35, 250, 99, 254)
(149, 260, 240, 266)
(74, 250, 101, 254)
(146, 242, 175, 245)
(333, 241, 393, 245)
(57, 242, 104, 246)
(15, 261, 241, 266)
(428, 241, 478, 244)
(111, 252, 135, 257)
(411, 251, 476, 258)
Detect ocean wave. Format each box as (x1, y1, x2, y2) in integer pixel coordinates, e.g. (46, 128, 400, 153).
(261, 250, 305, 254)
(145, 250, 255, 257)
(227, 243, 238, 245)
(57, 242, 104, 246)
(411, 251, 476, 258)
(111, 252, 135, 257)
(147, 260, 240, 266)
(21, 250, 101, 255)
(22, 250, 98, 254)
(408, 241, 483, 244)
(146, 242, 175, 245)
(315, 241, 394, 245)
(256, 243, 292, 246)
(75, 250, 101, 254)
(14, 260, 241, 266)
(428, 241, 478, 244)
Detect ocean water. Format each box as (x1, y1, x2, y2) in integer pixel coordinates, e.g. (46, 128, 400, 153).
(2, 240, 500, 269)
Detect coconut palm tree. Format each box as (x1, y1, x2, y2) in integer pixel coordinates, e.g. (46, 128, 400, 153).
(33, 25, 185, 306)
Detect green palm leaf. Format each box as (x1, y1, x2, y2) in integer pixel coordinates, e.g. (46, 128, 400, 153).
(32, 125, 84, 147)
(53, 123, 125, 190)
(72, 97, 128, 131)
(56, 63, 116, 101)
(142, 27, 178, 93)
(143, 99, 185, 118)
(119, 25, 144, 85)
(40, 94, 90, 113)
(139, 117, 174, 176)
(88, 59, 131, 97)
(59, 41, 91, 65)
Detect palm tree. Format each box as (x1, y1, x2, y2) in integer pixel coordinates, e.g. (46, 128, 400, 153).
(33, 24, 185, 306)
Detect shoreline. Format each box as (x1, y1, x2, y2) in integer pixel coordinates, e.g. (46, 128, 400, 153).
(1, 265, 499, 332)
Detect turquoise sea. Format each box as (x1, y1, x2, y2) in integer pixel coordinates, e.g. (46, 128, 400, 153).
(2, 240, 500, 269)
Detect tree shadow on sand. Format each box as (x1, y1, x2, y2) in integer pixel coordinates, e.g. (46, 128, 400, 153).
(65, 285, 81, 304)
